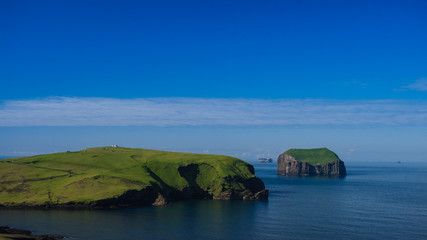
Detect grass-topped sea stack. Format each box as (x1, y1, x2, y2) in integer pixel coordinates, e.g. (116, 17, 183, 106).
(0, 147, 268, 209)
(277, 148, 346, 177)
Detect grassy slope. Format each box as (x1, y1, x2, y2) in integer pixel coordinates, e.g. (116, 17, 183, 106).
(0, 147, 255, 206)
(284, 148, 340, 165)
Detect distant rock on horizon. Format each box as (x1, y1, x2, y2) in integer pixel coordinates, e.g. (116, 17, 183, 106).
(277, 148, 346, 177)
(258, 158, 273, 163)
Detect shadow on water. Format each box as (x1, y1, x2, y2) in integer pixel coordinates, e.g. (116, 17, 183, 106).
(0, 200, 269, 240)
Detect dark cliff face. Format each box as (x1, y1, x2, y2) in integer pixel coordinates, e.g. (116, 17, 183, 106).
(95, 173, 269, 207)
(277, 153, 346, 177)
(212, 176, 269, 201)
(176, 163, 268, 202)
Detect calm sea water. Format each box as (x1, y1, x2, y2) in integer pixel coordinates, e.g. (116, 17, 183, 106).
(1, 162, 427, 240)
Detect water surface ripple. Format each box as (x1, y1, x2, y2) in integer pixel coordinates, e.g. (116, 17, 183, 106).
(1, 162, 426, 240)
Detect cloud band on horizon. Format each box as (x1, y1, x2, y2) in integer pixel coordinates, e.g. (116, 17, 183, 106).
(1, 97, 427, 127)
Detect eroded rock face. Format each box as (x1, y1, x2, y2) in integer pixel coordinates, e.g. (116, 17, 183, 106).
(152, 193, 168, 206)
(277, 153, 346, 177)
(212, 177, 269, 201)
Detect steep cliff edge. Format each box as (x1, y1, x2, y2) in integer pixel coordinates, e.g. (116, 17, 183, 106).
(277, 148, 346, 177)
(0, 147, 268, 209)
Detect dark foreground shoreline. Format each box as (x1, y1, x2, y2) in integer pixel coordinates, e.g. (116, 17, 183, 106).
(0, 226, 64, 240)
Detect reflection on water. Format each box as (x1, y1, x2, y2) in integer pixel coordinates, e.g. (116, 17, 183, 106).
(2, 200, 266, 240)
(1, 162, 427, 240)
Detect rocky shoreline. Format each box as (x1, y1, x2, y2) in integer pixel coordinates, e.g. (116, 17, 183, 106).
(0, 226, 64, 240)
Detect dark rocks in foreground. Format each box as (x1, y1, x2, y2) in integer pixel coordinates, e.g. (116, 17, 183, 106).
(277, 149, 347, 177)
(0, 226, 64, 240)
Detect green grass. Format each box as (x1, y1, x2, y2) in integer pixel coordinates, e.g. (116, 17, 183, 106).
(0, 147, 256, 206)
(284, 148, 340, 165)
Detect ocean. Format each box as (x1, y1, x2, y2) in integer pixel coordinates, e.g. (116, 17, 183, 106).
(1, 161, 427, 240)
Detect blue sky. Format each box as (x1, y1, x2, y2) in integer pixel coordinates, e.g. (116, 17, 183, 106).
(1, 0, 427, 162)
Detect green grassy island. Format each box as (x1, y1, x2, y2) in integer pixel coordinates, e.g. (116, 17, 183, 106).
(277, 148, 346, 176)
(0, 147, 268, 208)
(283, 148, 341, 165)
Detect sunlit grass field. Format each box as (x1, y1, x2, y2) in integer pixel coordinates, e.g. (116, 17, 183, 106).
(0, 147, 255, 206)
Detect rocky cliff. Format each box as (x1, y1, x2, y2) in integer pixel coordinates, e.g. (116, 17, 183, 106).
(277, 148, 346, 177)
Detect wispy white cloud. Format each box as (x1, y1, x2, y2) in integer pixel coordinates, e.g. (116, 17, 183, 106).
(402, 78, 427, 91)
(1, 97, 427, 126)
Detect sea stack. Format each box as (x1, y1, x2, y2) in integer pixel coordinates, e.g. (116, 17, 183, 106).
(277, 148, 346, 177)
